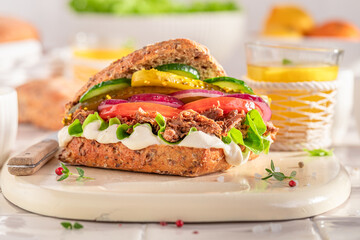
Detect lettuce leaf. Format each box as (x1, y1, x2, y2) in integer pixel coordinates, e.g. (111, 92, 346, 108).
(116, 122, 152, 140)
(187, 127, 198, 135)
(109, 117, 121, 126)
(222, 109, 271, 154)
(116, 124, 131, 140)
(155, 113, 177, 144)
(83, 112, 108, 130)
(243, 109, 270, 154)
(68, 119, 83, 137)
(228, 128, 245, 145)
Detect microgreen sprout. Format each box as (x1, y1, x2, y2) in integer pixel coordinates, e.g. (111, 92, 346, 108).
(303, 148, 333, 157)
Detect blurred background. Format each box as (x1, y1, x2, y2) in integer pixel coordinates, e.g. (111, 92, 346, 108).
(1, 0, 360, 145)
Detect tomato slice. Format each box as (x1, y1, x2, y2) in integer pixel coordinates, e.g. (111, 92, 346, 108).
(99, 102, 181, 120)
(180, 97, 263, 116)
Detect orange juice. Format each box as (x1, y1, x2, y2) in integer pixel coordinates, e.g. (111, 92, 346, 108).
(247, 63, 338, 82)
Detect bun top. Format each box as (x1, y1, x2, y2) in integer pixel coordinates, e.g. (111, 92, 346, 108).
(0, 16, 39, 43)
(67, 38, 226, 110)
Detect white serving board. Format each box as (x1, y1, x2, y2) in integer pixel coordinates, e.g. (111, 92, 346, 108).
(1, 152, 351, 222)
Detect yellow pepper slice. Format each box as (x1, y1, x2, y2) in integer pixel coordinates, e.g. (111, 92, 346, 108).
(132, 69, 221, 91)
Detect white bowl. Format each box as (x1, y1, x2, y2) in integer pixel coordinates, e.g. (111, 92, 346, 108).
(0, 87, 18, 167)
(68, 11, 246, 64)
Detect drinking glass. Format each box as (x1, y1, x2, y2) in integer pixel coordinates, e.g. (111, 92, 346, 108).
(245, 43, 343, 151)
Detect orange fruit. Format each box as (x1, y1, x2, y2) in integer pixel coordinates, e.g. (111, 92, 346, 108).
(307, 20, 360, 40)
(263, 5, 314, 38)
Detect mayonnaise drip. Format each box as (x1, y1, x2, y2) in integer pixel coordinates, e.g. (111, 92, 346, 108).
(58, 121, 250, 165)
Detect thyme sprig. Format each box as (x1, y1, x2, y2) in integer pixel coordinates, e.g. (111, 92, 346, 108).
(61, 221, 83, 229)
(261, 160, 296, 181)
(57, 163, 94, 182)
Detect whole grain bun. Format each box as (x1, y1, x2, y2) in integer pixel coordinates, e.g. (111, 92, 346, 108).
(67, 38, 226, 111)
(60, 138, 258, 177)
(0, 16, 39, 43)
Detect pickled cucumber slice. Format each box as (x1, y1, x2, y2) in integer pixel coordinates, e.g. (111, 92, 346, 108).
(155, 64, 200, 79)
(79, 78, 131, 103)
(132, 69, 221, 91)
(203, 77, 254, 94)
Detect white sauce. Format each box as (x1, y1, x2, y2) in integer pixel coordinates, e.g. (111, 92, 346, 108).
(83, 121, 101, 140)
(58, 126, 73, 147)
(178, 131, 248, 166)
(58, 121, 250, 166)
(97, 124, 119, 144)
(121, 124, 161, 150)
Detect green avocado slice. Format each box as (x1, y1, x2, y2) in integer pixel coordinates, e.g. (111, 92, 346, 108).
(155, 64, 200, 80)
(203, 77, 254, 94)
(79, 78, 131, 103)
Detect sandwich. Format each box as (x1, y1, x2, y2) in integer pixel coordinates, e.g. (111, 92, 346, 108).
(58, 39, 278, 177)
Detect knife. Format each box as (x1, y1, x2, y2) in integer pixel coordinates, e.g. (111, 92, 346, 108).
(7, 134, 59, 176)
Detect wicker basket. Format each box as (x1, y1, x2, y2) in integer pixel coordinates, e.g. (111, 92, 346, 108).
(245, 77, 338, 151)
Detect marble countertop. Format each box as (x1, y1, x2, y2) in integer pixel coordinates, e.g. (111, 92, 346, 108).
(0, 124, 359, 240)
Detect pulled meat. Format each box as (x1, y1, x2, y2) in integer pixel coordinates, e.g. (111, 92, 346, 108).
(200, 107, 224, 120)
(265, 121, 279, 140)
(199, 108, 247, 137)
(162, 110, 222, 142)
(118, 108, 160, 134)
(220, 110, 246, 135)
(71, 108, 94, 124)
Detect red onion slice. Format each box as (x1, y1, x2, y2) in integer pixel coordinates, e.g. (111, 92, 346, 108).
(226, 94, 272, 121)
(128, 93, 184, 108)
(169, 89, 225, 99)
(98, 99, 128, 111)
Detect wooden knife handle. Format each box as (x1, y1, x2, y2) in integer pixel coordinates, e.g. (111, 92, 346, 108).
(7, 139, 59, 176)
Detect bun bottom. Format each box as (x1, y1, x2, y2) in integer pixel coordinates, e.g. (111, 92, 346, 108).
(59, 137, 258, 177)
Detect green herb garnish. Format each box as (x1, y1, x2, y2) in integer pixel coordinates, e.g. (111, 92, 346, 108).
(282, 58, 293, 65)
(261, 160, 296, 181)
(57, 163, 94, 182)
(61, 221, 83, 230)
(73, 222, 84, 229)
(61, 222, 72, 229)
(303, 148, 333, 156)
